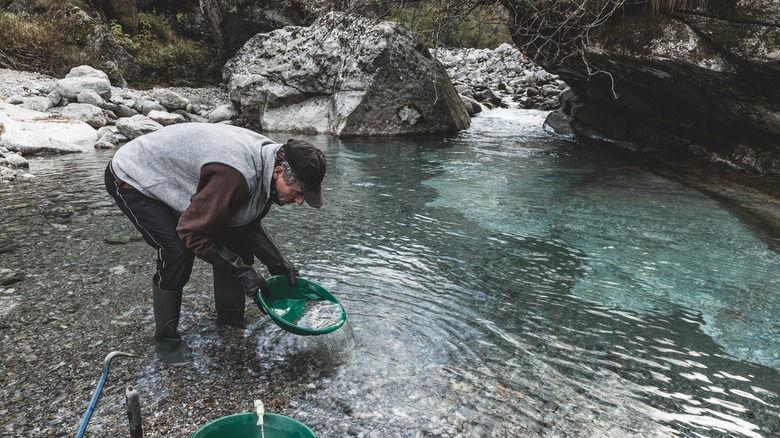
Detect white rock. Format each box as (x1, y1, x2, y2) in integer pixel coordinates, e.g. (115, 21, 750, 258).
(115, 114, 163, 140)
(55, 76, 112, 100)
(65, 65, 109, 81)
(0, 102, 97, 154)
(77, 89, 105, 107)
(58, 103, 107, 128)
(20, 97, 53, 113)
(147, 110, 186, 126)
(3, 152, 28, 168)
(207, 103, 239, 123)
(152, 88, 189, 111)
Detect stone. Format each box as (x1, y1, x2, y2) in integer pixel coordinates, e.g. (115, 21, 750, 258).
(77, 89, 106, 108)
(114, 104, 139, 118)
(151, 88, 190, 111)
(20, 96, 53, 112)
(54, 76, 111, 100)
(460, 96, 482, 116)
(0, 102, 97, 154)
(223, 12, 470, 136)
(94, 127, 126, 149)
(140, 100, 166, 116)
(58, 103, 107, 128)
(3, 152, 28, 168)
(115, 114, 163, 140)
(207, 103, 238, 123)
(147, 110, 186, 126)
(0, 268, 24, 286)
(65, 65, 110, 81)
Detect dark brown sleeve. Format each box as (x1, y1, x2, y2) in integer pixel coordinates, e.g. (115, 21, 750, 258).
(176, 163, 249, 256)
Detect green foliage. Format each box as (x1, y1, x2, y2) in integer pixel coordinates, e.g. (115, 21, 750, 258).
(131, 38, 217, 88)
(35, 0, 88, 13)
(112, 12, 218, 87)
(0, 11, 94, 76)
(0, 12, 48, 45)
(109, 20, 140, 52)
(136, 12, 176, 45)
(0, 6, 219, 88)
(385, 0, 512, 49)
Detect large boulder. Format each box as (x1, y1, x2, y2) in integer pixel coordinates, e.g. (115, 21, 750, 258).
(0, 102, 97, 154)
(54, 65, 112, 100)
(505, 0, 780, 175)
(223, 12, 470, 136)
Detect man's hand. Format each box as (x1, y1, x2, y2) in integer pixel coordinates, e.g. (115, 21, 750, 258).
(247, 223, 298, 286)
(268, 264, 299, 286)
(236, 269, 271, 299)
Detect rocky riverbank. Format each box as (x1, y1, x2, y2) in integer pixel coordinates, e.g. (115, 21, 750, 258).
(2, 43, 780, 438)
(0, 45, 568, 437)
(1, 42, 778, 242)
(0, 44, 567, 180)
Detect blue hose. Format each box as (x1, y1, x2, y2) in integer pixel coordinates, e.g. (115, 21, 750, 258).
(75, 351, 136, 438)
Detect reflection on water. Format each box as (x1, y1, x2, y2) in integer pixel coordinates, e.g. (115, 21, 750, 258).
(2, 109, 779, 437)
(270, 108, 780, 436)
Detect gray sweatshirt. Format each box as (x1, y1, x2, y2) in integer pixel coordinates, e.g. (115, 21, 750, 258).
(111, 123, 281, 227)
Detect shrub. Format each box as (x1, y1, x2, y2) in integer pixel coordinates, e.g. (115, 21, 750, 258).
(380, 0, 512, 49)
(111, 12, 220, 88)
(0, 7, 219, 88)
(0, 11, 95, 76)
(131, 38, 217, 88)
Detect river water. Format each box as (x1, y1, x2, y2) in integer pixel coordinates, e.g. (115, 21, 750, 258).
(3, 108, 779, 437)
(274, 108, 780, 437)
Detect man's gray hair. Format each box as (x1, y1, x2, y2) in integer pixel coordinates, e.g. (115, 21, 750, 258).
(275, 147, 298, 185)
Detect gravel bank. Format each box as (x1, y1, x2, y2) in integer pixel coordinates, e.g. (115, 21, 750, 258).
(0, 150, 337, 437)
(3, 65, 780, 438)
(0, 67, 231, 107)
(0, 68, 332, 437)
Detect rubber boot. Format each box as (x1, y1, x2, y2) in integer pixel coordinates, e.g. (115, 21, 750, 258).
(213, 268, 252, 329)
(152, 285, 192, 365)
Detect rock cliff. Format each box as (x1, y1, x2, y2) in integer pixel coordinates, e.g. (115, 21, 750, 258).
(505, 0, 780, 176)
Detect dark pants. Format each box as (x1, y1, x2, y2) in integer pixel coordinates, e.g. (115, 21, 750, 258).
(104, 165, 252, 291)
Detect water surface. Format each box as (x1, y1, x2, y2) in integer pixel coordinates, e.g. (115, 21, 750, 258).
(273, 108, 780, 437)
(3, 108, 778, 437)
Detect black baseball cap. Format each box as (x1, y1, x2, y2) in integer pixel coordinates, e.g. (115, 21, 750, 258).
(283, 139, 326, 208)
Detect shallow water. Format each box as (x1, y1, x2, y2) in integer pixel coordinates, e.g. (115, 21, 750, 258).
(268, 109, 780, 437)
(2, 108, 779, 437)
(292, 300, 343, 330)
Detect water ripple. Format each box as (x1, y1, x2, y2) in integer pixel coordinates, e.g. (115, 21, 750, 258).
(4, 112, 780, 436)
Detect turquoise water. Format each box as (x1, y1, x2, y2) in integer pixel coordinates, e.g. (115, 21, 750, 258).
(5, 107, 777, 436)
(264, 108, 780, 436)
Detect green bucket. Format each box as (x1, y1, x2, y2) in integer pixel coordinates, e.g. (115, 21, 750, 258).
(257, 276, 346, 336)
(190, 412, 316, 438)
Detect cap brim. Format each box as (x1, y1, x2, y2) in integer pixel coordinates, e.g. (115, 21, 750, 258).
(302, 184, 323, 208)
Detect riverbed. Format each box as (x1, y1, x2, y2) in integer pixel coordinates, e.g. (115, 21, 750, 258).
(1, 108, 779, 437)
